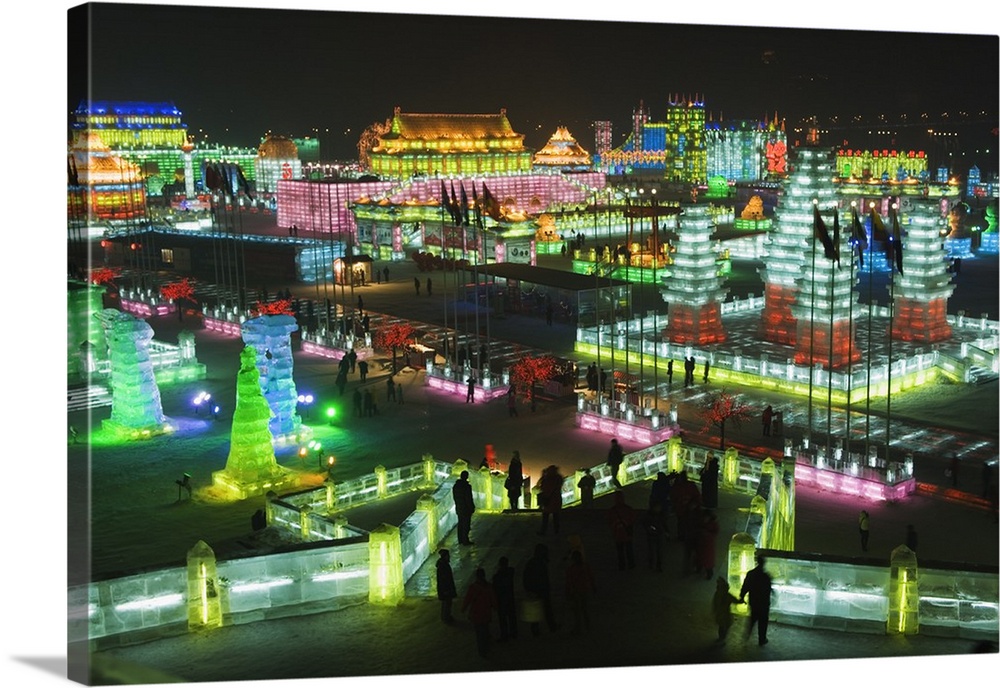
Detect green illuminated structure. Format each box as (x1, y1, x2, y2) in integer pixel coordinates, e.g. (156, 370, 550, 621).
(213, 346, 300, 500)
(68, 280, 107, 381)
(96, 309, 168, 438)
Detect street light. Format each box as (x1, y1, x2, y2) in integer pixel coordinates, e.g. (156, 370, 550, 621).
(192, 391, 211, 415)
(297, 393, 314, 420)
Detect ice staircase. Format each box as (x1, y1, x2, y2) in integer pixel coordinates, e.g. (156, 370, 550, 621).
(968, 365, 999, 385)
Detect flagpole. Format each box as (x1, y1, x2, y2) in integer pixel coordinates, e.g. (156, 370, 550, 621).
(826, 209, 837, 460)
(885, 201, 898, 461)
(808, 200, 819, 441)
(845, 203, 859, 455)
(865, 203, 876, 461)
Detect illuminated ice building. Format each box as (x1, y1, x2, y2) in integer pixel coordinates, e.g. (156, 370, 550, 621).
(366, 108, 533, 178)
(532, 126, 592, 171)
(254, 135, 303, 194)
(70, 100, 259, 199)
(67, 131, 147, 222)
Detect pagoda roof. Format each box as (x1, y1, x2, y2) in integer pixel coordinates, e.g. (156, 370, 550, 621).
(533, 126, 591, 166)
(383, 108, 521, 141)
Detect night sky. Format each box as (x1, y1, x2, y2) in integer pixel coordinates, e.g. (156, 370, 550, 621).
(68, 1, 999, 165)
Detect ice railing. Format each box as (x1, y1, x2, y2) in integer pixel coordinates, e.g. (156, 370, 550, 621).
(72, 441, 997, 647)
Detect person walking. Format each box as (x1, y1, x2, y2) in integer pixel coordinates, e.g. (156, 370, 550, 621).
(905, 524, 918, 553)
(700, 453, 720, 509)
(522, 543, 558, 635)
(537, 465, 564, 535)
(466, 376, 476, 403)
(577, 468, 596, 509)
(712, 577, 741, 642)
(507, 385, 518, 417)
(492, 556, 517, 642)
(386, 376, 396, 403)
(762, 405, 774, 436)
(352, 388, 363, 418)
(348, 348, 357, 374)
(740, 554, 773, 646)
(453, 470, 476, 545)
(436, 548, 457, 624)
(462, 567, 497, 657)
(426, 277, 432, 296)
(396, 381, 404, 404)
(859, 510, 870, 552)
(505, 451, 524, 510)
(362, 389, 374, 417)
(414, 276, 420, 295)
(607, 491, 637, 571)
(703, 359, 710, 384)
(607, 438, 624, 488)
(358, 359, 369, 382)
(642, 503, 669, 572)
(667, 358, 674, 386)
(564, 549, 596, 635)
(356, 295, 364, 313)
(383, 265, 389, 282)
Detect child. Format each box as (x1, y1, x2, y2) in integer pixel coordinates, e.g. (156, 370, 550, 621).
(712, 576, 740, 641)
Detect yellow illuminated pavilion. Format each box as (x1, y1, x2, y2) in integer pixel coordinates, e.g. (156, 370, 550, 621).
(367, 107, 533, 178)
(532, 126, 592, 169)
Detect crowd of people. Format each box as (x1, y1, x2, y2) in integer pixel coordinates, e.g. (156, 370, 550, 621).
(439, 444, 766, 658)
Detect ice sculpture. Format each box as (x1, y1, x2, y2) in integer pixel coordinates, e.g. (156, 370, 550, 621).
(96, 309, 168, 437)
(212, 345, 300, 500)
(241, 314, 300, 437)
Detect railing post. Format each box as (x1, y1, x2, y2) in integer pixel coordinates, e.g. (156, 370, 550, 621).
(186, 540, 223, 630)
(722, 447, 739, 488)
(727, 532, 757, 616)
(887, 545, 920, 635)
(375, 465, 387, 499)
(417, 494, 437, 550)
(299, 505, 312, 542)
(368, 524, 405, 606)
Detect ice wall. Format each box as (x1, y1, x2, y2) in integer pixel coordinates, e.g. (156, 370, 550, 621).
(241, 314, 300, 436)
(96, 309, 165, 432)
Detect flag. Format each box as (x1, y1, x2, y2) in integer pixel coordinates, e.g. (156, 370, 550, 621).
(450, 181, 461, 225)
(813, 205, 836, 261)
(460, 183, 470, 226)
(68, 155, 80, 186)
(869, 206, 893, 266)
(235, 165, 254, 201)
(850, 208, 867, 269)
(482, 184, 502, 221)
(440, 180, 450, 221)
(890, 206, 904, 275)
(471, 184, 482, 228)
(202, 162, 226, 193)
(832, 208, 841, 268)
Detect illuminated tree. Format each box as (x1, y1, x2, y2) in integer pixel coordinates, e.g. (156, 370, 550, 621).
(373, 322, 416, 373)
(252, 299, 294, 317)
(90, 268, 119, 288)
(160, 278, 196, 320)
(698, 389, 754, 450)
(357, 118, 391, 171)
(509, 354, 558, 409)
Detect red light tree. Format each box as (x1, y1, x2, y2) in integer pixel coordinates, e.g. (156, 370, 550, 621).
(373, 322, 416, 373)
(90, 268, 119, 288)
(698, 389, 754, 450)
(509, 354, 558, 410)
(160, 278, 197, 321)
(251, 299, 294, 317)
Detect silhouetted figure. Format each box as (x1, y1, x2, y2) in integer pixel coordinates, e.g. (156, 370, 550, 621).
(363, 389, 374, 417)
(507, 385, 518, 417)
(949, 454, 960, 488)
(859, 510, 870, 552)
(462, 567, 497, 657)
(436, 549, 457, 624)
(537, 465, 564, 535)
(492, 556, 517, 641)
(414, 277, 420, 295)
(175, 473, 192, 501)
(703, 359, 710, 384)
(607, 438, 624, 488)
(453, 470, 475, 545)
(522, 543, 558, 635)
(700, 454, 720, 509)
(466, 376, 476, 403)
(642, 503, 669, 572)
(505, 451, 524, 510)
(426, 277, 432, 296)
(565, 549, 596, 635)
(607, 491, 637, 571)
(666, 359, 674, 386)
(386, 376, 396, 402)
(577, 468, 596, 509)
(762, 405, 774, 436)
(712, 577, 740, 641)
(740, 554, 773, 646)
(358, 359, 369, 382)
(383, 266, 389, 282)
(353, 388, 363, 417)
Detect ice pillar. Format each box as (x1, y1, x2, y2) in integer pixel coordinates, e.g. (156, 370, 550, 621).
(241, 314, 300, 437)
(96, 309, 167, 437)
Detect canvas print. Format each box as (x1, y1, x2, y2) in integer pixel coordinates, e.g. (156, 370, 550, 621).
(64, 2, 998, 686)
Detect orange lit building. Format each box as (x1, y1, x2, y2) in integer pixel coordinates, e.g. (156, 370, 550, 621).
(68, 131, 147, 222)
(367, 108, 533, 178)
(532, 126, 592, 171)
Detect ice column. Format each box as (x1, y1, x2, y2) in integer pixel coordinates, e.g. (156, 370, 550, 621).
(96, 309, 166, 435)
(241, 314, 300, 437)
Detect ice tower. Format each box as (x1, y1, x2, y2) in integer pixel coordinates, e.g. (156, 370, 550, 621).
(659, 203, 728, 344)
(241, 314, 301, 437)
(96, 309, 168, 437)
(790, 202, 860, 369)
(758, 146, 834, 345)
(213, 346, 301, 500)
(890, 196, 955, 342)
(68, 280, 107, 381)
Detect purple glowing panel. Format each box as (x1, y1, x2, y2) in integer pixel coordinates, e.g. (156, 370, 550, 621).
(576, 411, 676, 444)
(204, 317, 242, 337)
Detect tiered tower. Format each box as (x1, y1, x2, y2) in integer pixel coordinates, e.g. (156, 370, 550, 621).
(759, 146, 835, 345)
(660, 203, 728, 344)
(241, 314, 301, 437)
(790, 202, 861, 369)
(890, 196, 955, 342)
(96, 309, 167, 437)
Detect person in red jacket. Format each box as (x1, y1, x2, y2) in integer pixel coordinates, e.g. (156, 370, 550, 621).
(696, 510, 721, 580)
(462, 567, 497, 657)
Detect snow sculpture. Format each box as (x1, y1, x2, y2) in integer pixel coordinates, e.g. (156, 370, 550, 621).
(241, 314, 300, 437)
(213, 345, 299, 500)
(96, 308, 167, 437)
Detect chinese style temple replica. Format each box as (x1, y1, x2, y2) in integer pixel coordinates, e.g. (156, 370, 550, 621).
(366, 107, 534, 178)
(532, 126, 592, 171)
